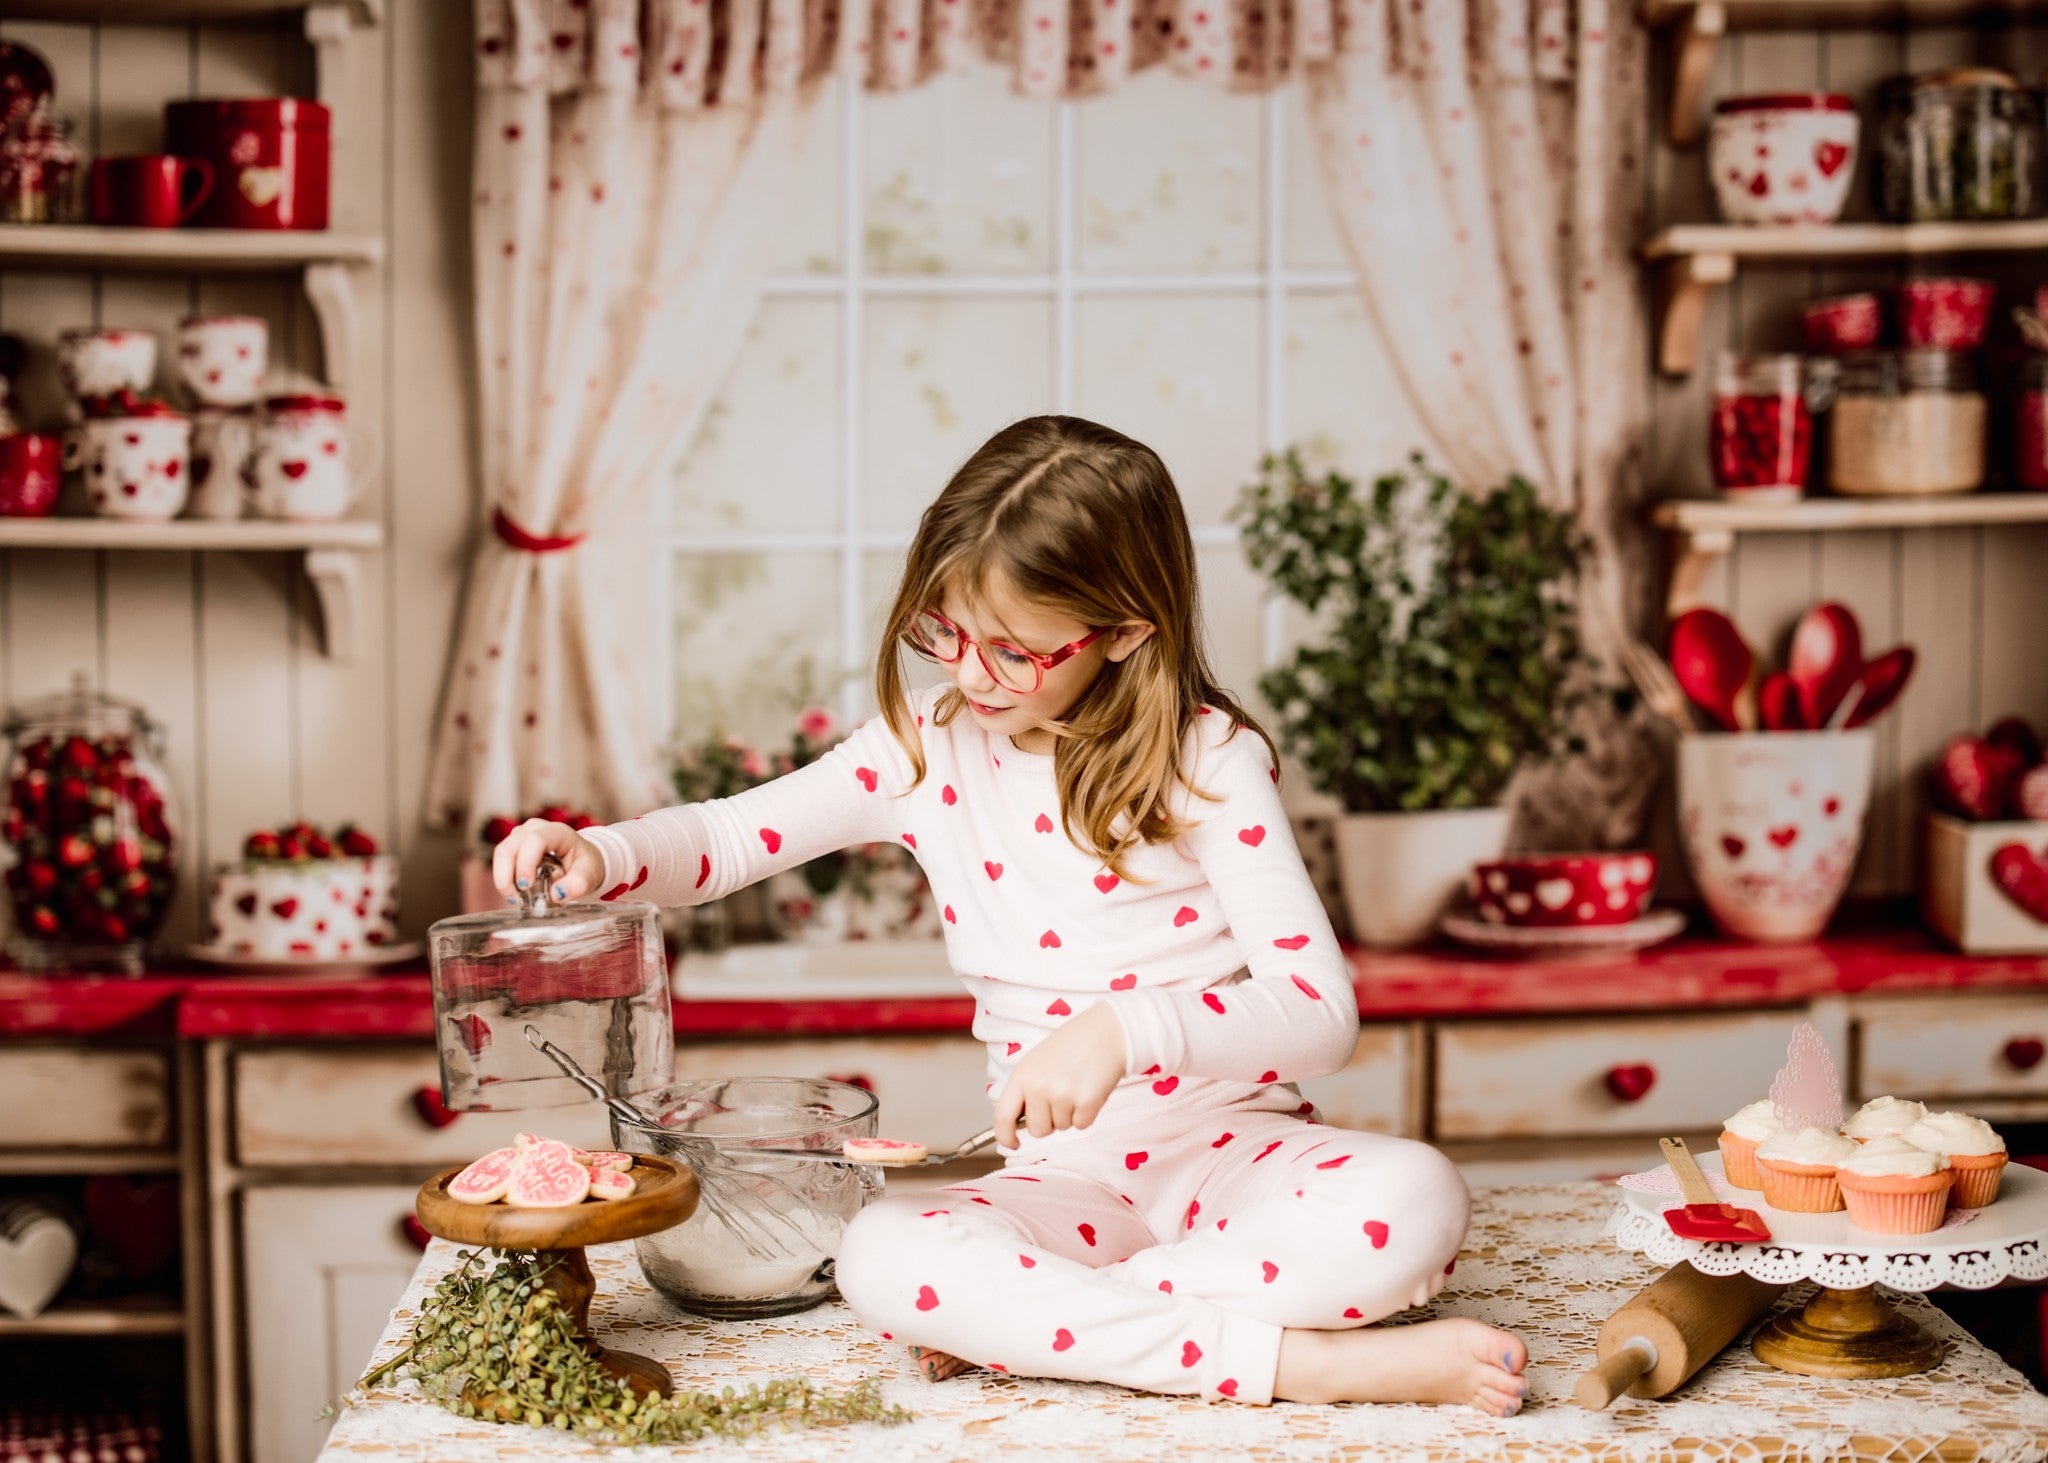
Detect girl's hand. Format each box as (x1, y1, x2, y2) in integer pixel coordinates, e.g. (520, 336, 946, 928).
(491, 818, 607, 902)
(993, 1003, 1130, 1149)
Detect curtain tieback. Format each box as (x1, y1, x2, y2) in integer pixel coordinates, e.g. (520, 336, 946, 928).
(493, 509, 587, 554)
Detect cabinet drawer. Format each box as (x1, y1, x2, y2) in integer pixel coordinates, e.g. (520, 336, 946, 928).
(1858, 999, 2048, 1103)
(1298, 1025, 1411, 1135)
(673, 1036, 992, 1148)
(1434, 1012, 1803, 1141)
(0, 1046, 169, 1149)
(232, 1048, 612, 1167)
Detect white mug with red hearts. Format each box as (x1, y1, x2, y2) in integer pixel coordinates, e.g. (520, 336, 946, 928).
(1678, 730, 1873, 943)
(247, 392, 372, 521)
(1708, 93, 1860, 226)
(56, 328, 157, 401)
(176, 314, 267, 408)
(72, 404, 192, 521)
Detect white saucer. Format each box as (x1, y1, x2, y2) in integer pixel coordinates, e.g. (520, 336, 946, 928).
(187, 940, 422, 975)
(1438, 907, 1686, 955)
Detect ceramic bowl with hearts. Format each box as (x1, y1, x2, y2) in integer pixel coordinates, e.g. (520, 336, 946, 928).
(1708, 93, 1860, 226)
(1801, 293, 1882, 353)
(1679, 730, 1874, 943)
(1469, 852, 1658, 927)
(1898, 278, 1996, 350)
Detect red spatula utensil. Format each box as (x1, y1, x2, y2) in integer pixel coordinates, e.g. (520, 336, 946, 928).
(1658, 1137, 1772, 1244)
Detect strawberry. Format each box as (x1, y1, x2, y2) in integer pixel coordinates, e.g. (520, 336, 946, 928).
(57, 833, 94, 867)
(338, 826, 379, 856)
(2016, 765, 2048, 821)
(77, 866, 103, 893)
(23, 861, 56, 895)
(98, 912, 127, 942)
(108, 839, 141, 872)
(28, 906, 57, 934)
(277, 834, 305, 860)
(60, 736, 99, 772)
(1934, 734, 2025, 821)
(567, 813, 596, 831)
(305, 833, 335, 859)
(245, 830, 282, 860)
(1987, 717, 2043, 769)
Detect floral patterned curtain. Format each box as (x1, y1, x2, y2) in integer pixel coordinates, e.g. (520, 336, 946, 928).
(428, 0, 1651, 837)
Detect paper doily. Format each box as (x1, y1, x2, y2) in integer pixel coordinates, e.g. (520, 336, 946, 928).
(1609, 1156, 2048, 1292)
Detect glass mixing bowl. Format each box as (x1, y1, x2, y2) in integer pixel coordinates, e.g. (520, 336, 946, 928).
(614, 1076, 881, 1319)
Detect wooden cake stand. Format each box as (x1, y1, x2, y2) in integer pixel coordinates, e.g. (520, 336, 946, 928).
(414, 1154, 698, 1398)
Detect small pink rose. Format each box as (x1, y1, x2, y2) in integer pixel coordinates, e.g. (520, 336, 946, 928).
(797, 705, 838, 741)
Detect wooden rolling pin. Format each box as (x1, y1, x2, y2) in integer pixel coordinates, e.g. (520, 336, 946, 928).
(1571, 1263, 1788, 1409)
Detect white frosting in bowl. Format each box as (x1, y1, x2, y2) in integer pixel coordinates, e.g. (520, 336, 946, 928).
(1839, 1135, 1951, 1180)
(1757, 1125, 1858, 1167)
(1902, 1111, 2006, 1158)
(1723, 1100, 1781, 1142)
(1843, 1096, 1928, 1140)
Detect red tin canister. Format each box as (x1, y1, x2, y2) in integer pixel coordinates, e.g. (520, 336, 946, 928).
(164, 97, 330, 231)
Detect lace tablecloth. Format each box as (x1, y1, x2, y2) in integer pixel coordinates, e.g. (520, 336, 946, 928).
(322, 1183, 2048, 1462)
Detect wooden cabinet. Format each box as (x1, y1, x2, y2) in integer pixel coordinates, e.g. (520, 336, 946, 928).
(1298, 1024, 1412, 1135)
(239, 1184, 422, 1463)
(0, 1044, 170, 1150)
(1857, 999, 2048, 1109)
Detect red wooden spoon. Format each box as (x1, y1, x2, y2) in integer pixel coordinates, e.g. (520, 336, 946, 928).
(1789, 602, 1864, 730)
(1758, 673, 1805, 732)
(1837, 645, 1917, 729)
(1668, 609, 1753, 734)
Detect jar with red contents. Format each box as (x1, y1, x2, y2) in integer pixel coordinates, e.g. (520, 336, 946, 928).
(2, 678, 178, 974)
(2020, 357, 2048, 491)
(1711, 352, 1812, 500)
(164, 98, 329, 231)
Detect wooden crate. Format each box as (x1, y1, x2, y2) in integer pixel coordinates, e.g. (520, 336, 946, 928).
(1923, 813, 2048, 955)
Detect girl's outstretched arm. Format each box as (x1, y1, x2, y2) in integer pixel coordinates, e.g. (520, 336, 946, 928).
(1106, 727, 1361, 1085)
(576, 710, 917, 908)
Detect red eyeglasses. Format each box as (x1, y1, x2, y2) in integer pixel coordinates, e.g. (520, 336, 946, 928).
(906, 609, 1106, 695)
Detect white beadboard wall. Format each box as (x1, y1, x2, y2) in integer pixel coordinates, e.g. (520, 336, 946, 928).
(0, 10, 2040, 959)
(0, 1, 474, 950)
(1645, 17, 2048, 900)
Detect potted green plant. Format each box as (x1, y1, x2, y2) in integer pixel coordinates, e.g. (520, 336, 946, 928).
(1235, 451, 1599, 946)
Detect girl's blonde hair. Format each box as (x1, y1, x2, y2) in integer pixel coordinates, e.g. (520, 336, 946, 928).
(876, 415, 1276, 879)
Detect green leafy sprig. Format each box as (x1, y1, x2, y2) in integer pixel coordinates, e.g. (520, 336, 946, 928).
(336, 1249, 911, 1445)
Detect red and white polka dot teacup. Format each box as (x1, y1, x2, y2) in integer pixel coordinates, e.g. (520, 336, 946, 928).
(248, 392, 373, 521)
(73, 402, 192, 522)
(176, 314, 268, 408)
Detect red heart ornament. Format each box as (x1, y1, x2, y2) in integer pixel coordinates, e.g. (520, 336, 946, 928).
(82, 1176, 181, 1281)
(2004, 1037, 2045, 1071)
(1604, 1063, 1657, 1103)
(412, 1084, 461, 1128)
(281, 460, 309, 479)
(1991, 843, 2048, 922)
(400, 1214, 432, 1251)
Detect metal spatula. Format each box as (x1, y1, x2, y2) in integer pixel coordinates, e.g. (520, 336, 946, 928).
(1659, 1136, 1772, 1244)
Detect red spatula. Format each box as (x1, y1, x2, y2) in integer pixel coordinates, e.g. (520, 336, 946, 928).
(1658, 1137, 1772, 1244)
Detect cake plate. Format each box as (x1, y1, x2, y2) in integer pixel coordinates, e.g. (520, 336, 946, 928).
(1609, 1153, 2048, 1378)
(413, 1154, 698, 1399)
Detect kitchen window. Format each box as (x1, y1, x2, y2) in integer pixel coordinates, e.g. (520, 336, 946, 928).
(664, 62, 1436, 747)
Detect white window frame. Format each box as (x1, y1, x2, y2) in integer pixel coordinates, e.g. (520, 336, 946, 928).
(659, 81, 1358, 739)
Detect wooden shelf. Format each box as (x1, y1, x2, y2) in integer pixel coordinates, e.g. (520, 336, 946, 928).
(0, 519, 381, 660)
(0, 0, 378, 22)
(1653, 494, 2048, 612)
(0, 1299, 185, 1338)
(0, 1147, 180, 1176)
(0, 226, 381, 272)
(1642, 220, 2048, 375)
(1641, 1, 2048, 146)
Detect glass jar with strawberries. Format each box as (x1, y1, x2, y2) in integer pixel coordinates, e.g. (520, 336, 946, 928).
(2019, 357, 2048, 492)
(1710, 352, 1813, 500)
(1, 677, 178, 974)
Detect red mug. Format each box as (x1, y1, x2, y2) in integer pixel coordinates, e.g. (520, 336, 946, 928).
(88, 155, 213, 228)
(0, 433, 63, 517)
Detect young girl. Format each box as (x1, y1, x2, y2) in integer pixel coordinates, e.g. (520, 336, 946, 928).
(493, 415, 1529, 1416)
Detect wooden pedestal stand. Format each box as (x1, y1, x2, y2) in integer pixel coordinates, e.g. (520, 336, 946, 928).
(413, 1155, 699, 1399)
(1751, 1285, 1946, 1379)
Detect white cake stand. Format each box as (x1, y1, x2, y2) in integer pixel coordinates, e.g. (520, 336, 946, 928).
(1608, 1154, 2048, 1378)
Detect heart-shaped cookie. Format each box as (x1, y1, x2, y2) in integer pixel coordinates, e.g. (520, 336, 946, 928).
(0, 1201, 78, 1320)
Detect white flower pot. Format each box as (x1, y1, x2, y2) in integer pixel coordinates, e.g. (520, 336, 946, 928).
(1334, 806, 1513, 948)
(1678, 730, 1873, 943)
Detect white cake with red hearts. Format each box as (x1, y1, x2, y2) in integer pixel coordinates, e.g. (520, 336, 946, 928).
(207, 822, 399, 959)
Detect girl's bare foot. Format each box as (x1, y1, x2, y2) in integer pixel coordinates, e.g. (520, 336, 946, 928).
(907, 1344, 974, 1382)
(1274, 1317, 1528, 1416)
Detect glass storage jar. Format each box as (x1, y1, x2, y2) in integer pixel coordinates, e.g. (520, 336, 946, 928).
(1828, 350, 1986, 497)
(428, 860, 672, 1112)
(1711, 352, 1812, 500)
(1875, 68, 2043, 222)
(0, 113, 82, 226)
(1, 677, 178, 974)
(2019, 357, 2048, 492)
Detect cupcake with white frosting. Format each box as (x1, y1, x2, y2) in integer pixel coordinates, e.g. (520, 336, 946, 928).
(1836, 1135, 1955, 1234)
(1718, 1099, 1780, 1191)
(1755, 1125, 1859, 1212)
(1842, 1096, 1928, 1143)
(1902, 1111, 2007, 1209)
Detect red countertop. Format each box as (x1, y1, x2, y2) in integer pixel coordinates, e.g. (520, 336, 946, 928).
(2, 922, 2045, 1042)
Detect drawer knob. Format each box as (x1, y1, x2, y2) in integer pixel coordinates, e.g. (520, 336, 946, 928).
(2005, 1038, 2045, 1072)
(411, 1084, 461, 1129)
(1604, 1064, 1657, 1103)
(399, 1214, 431, 1252)
(827, 1073, 876, 1093)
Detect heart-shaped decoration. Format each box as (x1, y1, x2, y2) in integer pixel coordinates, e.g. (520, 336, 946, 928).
(0, 1202, 78, 1319)
(2004, 1037, 2045, 1072)
(281, 460, 309, 480)
(1813, 139, 1850, 177)
(238, 165, 286, 206)
(1052, 1327, 1075, 1352)
(1768, 825, 1800, 849)
(81, 1177, 179, 1282)
(412, 1084, 460, 1129)
(1991, 843, 2048, 923)
(1533, 877, 1574, 911)
(1604, 1063, 1657, 1103)
(1722, 835, 1746, 859)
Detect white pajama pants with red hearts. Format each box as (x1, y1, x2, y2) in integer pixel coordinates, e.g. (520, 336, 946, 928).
(833, 1108, 1470, 1406)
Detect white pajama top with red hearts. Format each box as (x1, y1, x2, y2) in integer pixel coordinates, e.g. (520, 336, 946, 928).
(582, 688, 1471, 1404)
